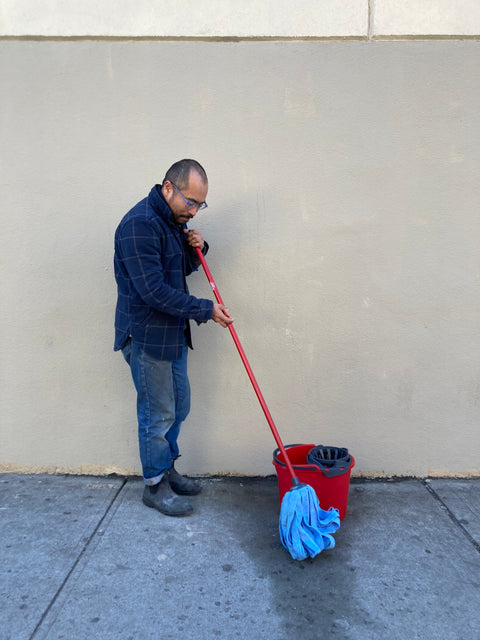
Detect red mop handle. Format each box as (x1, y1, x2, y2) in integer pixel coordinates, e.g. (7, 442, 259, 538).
(195, 247, 299, 485)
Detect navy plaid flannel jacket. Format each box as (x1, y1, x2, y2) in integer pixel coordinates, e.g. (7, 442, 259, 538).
(114, 185, 213, 360)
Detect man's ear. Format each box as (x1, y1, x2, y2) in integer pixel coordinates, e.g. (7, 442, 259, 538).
(162, 180, 173, 200)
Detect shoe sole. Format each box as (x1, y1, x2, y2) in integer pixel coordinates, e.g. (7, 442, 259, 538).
(169, 485, 202, 496)
(142, 497, 193, 517)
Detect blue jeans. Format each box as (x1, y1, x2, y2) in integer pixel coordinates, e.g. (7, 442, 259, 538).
(122, 340, 191, 486)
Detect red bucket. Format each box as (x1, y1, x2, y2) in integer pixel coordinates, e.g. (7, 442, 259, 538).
(273, 444, 355, 520)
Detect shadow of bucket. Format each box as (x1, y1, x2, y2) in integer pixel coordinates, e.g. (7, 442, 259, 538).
(273, 444, 355, 520)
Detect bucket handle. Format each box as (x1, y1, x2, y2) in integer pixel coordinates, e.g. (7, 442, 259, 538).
(273, 445, 321, 473)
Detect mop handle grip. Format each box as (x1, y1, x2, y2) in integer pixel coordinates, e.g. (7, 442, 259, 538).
(195, 247, 299, 484)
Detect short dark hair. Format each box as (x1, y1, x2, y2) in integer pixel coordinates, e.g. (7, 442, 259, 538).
(164, 159, 208, 190)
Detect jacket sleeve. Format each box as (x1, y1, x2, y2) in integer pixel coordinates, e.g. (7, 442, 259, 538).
(117, 217, 213, 321)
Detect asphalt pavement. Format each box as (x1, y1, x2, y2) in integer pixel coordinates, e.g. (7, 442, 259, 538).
(1, 473, 479, 640)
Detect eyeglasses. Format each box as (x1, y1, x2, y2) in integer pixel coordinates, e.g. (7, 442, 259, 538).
(170, 182, 208, 211)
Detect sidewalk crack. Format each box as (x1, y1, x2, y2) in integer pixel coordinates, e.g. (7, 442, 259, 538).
(29, 477, 128, 640)
(423, 480, 480, 554)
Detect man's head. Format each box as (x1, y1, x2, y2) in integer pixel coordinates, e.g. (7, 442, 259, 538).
(162, 159, 208, 225)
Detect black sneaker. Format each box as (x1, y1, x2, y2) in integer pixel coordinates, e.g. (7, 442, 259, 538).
(142, 475, 193, 517)
(168, 465, 202, 496)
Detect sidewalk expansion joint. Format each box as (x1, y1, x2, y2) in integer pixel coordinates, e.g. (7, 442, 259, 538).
(29, 477, 129, 640)
(423, 480, 480, 554)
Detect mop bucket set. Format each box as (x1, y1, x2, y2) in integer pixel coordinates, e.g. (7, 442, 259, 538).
(195, 245, 354, 561)
(273, 444, 355, 520)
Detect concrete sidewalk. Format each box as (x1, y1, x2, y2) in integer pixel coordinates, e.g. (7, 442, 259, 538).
(1, 474, 479, 640)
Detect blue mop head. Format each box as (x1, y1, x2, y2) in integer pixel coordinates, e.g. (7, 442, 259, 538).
(279, 483, 340, 561)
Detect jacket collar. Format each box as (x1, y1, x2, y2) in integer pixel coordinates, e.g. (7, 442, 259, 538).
(149, 184, 179, 228)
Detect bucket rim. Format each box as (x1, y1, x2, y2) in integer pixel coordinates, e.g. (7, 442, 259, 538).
(272, 444, 320, 472)
(273, 445, 355, 476)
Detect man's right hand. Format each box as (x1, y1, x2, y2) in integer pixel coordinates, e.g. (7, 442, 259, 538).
(212, 303, 234, 328)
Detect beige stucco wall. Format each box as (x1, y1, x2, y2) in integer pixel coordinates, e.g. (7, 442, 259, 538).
(2, 0, 480, 37)
(1, 4, 479, 478)
(373, 1, 480, 36)
(0, 0, 367, 37)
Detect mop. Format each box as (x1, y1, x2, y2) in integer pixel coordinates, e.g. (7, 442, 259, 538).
(195, 247, 340, 561)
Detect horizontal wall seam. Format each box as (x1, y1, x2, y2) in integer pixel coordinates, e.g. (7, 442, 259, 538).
(0, 35, 480, 42)
(371, 34, 480, 40)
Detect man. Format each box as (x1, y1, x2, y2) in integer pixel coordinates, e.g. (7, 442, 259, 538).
(114, 159, 233, 517)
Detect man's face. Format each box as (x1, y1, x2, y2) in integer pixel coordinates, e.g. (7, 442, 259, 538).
(163, 171, 208, 226)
